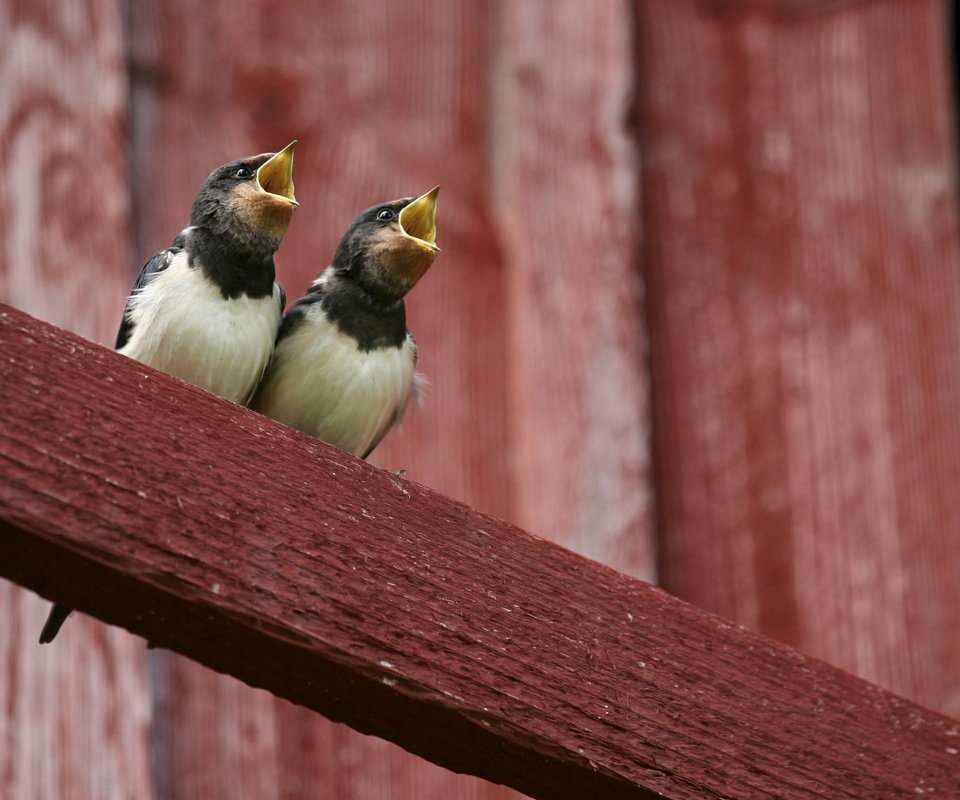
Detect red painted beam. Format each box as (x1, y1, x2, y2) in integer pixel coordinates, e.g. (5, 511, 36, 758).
(1, 303, 958, 800)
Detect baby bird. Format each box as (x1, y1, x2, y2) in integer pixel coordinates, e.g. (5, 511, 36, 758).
(116, 141, 298, 403)
(251, 187, 440, 459)
(39, 142, 299, 644)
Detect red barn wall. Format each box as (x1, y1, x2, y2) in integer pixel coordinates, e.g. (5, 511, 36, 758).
(637, 0, 960, 714)
(1, 0, 958, 797)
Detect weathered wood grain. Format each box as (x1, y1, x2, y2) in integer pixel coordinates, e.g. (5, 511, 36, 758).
(127, 1, 518, 797)
(3, 305, 960, 800)
(0, 4, 153, 800)
(490, 1, 653, 578)
(636, 0, 960, 714)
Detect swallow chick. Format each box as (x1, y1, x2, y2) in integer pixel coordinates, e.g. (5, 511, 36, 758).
(251, 186, 440, 459)
(116, 141, 298, 401)
(39, 142, 299, 645)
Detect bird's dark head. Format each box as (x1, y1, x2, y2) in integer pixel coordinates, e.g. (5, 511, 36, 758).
(332, 186, 440, 303)
(191, 141, 298, 252)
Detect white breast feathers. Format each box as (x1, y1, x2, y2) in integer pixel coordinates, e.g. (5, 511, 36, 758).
(253, 307, 419, 457)
(118, 252, 281, 405)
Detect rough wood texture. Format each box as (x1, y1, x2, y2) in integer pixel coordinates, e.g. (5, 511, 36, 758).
(0, 4, 153, 800)
(637, 0, 960, 714)
(2, 304, 960, 800)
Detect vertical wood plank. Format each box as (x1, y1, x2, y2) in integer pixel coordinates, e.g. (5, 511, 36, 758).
(637, 0, 960, 713)
(130, 1, 518, 797)
(491, 0, 654, 577)
(0, 0, 132, 342)
(0, 2, 153, 799)
(0, 584, 153, 800)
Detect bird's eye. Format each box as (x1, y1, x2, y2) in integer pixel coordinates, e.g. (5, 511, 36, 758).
(377, 208, 395, 221)
(235, 167, 253, 178)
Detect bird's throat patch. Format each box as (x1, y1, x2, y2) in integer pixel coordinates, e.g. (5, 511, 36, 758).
(366, 227, 438, 294)
(228, 182, 295, 242)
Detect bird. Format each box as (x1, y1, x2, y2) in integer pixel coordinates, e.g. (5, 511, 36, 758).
(250, 186, 440, 460)
(39, 142, 299, 644)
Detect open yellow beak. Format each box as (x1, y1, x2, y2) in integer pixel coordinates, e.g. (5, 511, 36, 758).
(257, 141, 298, 206)
(398, 186, 439, 251)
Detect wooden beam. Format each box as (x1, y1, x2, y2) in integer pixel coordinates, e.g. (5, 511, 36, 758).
(1, 303, 958, 800)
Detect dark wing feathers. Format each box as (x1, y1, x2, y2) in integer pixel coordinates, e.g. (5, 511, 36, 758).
(275, 282, 324, 345)
(115, 248, 179, 350)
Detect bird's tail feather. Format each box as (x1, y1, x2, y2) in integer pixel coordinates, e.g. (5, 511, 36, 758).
(39, 603, 73, 644)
